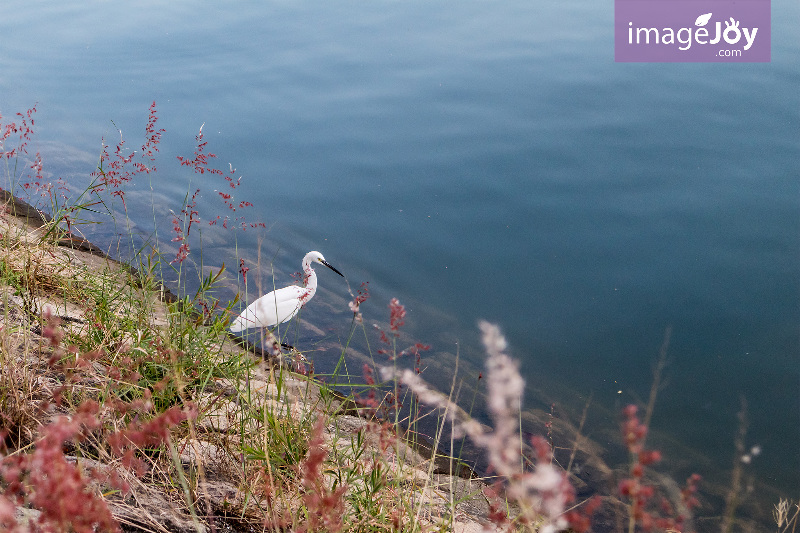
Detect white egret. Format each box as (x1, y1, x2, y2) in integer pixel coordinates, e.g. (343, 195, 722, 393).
(229, 251, 344, 332)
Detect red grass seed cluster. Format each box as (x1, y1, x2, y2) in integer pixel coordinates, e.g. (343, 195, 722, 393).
(619, 404, 702, 532)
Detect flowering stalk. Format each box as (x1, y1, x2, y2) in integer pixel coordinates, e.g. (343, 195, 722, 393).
(177, 124, 265, 232)
(92, 103, 162, 209)
(382, 320, 577, 533)
(619, 404, 701, 532)
(297, 419, 347, 533)
(348, 281, 370, 323)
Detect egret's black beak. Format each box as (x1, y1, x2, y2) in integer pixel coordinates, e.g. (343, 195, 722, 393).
(321, 260, 344, 277)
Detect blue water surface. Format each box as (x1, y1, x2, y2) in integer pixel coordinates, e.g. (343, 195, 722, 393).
(2, 0, 798, 516)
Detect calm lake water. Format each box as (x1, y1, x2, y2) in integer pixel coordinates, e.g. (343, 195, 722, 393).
(2, 0, 798, 523)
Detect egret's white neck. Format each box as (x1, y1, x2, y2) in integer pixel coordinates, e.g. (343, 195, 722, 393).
(303, 263, 318, 299)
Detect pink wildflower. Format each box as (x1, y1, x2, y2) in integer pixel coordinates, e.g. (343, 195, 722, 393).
(348, 282, 370, 322)
(385, 321, 576, 533)
(388, 298, 405, 332)
(297, 419, 347, 533)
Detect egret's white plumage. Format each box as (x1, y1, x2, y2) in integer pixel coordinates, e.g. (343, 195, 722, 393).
(229, 251, 343, 332)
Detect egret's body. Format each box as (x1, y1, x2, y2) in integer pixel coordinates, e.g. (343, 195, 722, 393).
(229, 251, 343, 332)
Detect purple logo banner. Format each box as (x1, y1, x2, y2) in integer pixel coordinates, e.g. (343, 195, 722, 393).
(615, 0, 771, 62)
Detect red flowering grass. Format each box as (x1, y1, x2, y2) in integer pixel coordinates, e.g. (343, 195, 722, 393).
(0, 285, 202, 532)
(0, 104, 37, 161)
(19, 150, 71, 211)
(176, 124, 215, 175)
(348, 281, 369, 323)
(0, 104, 68, 215)
(0, 402, 120, 533)
(177, 124, 265, 232)
(564, 495, 603, 533)
(171, 188, 200, 264)
(619, 404, 701, 532)
(7, 102, 265, 268)
(388, 297, 405, 333)
(296, 418, 347, 533)
(166, 122, 268, 268)
(91, 103, 162, 209)
(373, 299, 431, 368)
(239, 257, 250, 281)
(1, 102, 166, 234)
(138, 101, 164, 173)
(0, 395, 198, 533)
(107, 403, 198, 458)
